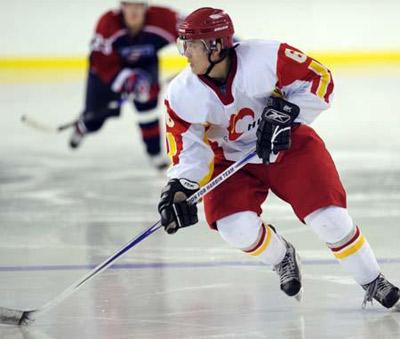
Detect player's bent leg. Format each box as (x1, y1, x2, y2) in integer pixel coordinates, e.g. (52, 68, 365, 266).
(217, 211, 286, 265)
(305, 205, 400, 309)
(69, 108, 119, 149)
(216, 211, 302, 299)
(135, 100, 169, 170)
(305, 206, 380, 284)
(70, 72, 121, 149)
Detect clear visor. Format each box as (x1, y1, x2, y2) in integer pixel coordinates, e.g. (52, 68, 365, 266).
(176, 38, 210, 55)
(176, 38, 186, 55)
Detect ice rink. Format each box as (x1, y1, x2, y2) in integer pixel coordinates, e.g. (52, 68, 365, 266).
(1, 66, 400, 338)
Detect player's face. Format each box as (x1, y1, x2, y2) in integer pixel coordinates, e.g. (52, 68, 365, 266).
(121, 3, 146, 30)
(178, 39, 210, 75)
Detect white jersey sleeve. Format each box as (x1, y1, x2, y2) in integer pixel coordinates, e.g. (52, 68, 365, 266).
(275, 43, 334, 124)
(164, 72, 215, 185)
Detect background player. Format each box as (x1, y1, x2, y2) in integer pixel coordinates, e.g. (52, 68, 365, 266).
(157, 7, 400, 309)
(70, 0, 181, 170)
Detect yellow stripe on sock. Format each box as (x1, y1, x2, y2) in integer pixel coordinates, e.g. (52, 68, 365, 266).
(249, 225, 272, 257)
(333, 235, 366, 260)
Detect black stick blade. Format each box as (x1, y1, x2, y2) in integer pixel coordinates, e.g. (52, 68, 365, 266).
(0, 307, 34, 326)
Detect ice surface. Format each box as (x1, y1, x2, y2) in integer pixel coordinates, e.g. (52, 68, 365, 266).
(0, 69, 399, 338)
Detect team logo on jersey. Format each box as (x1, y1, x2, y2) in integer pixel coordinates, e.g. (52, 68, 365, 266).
(228, 108, 255, 141)
(120, 45, 155, 62)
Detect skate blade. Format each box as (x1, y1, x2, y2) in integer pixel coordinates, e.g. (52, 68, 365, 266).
(391, 299, 400, 312)
(294, 288, 303, 302)
(295, 251, 302, 302)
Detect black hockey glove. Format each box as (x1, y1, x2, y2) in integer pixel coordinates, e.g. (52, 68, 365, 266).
(158, 178, 200, 234)
(256, 96, 300, 164)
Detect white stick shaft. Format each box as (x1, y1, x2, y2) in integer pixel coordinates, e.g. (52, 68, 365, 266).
(21, 115, 58, 133)
(28, 148, 257, 320)
(187, 148, 256, 205)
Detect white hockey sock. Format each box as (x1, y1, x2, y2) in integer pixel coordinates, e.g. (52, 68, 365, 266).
(217, 211, 287, 266)
(243, 224, 287, 266)
(329, 226, 380, 285)
(305, 206, 380, 285)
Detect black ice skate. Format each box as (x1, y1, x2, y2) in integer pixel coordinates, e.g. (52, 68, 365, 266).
(273, 237, 303, 301)
(362, 273, 400, 310)
(69, 123, 86, 149)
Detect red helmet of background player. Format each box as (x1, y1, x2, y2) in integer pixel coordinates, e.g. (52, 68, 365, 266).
(177, 7, 235, 52)
(120, 0, 148, 5)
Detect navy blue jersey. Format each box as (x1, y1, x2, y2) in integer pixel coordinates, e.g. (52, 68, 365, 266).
(89, 6, 179, 83)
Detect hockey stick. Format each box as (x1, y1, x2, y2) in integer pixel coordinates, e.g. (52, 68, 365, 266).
(20, 73, 178, 134)
(21, 115, 76, 133)
(20, 99, 124, 134)
(0, 148, 257, 326)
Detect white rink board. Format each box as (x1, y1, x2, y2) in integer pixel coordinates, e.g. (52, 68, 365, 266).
(1, 0, 400, 56)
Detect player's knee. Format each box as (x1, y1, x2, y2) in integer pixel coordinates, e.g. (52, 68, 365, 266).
(83, 119, 104, 132)
(305, 206, 354, 244)
(216, 211, 262, 250)
(82, 108, 119, 132)
(107, 108, 121, 117)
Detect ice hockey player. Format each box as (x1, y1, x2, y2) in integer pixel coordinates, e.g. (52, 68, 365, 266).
(70, 0, 180, 170)
(157, 7, 400, 309)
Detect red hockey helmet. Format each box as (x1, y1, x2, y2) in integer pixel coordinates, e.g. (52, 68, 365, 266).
(120, 0, 148, 5)
(177, 7, 235, 52)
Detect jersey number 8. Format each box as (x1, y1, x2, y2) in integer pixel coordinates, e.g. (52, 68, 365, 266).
(285, 48, 331, 101)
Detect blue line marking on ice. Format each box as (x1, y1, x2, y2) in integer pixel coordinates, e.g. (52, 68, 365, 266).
(0, 258, 399, 272)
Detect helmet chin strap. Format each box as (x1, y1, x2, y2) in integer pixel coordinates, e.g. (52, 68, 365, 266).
(204, 51, 227, 76)
(203, 39, 229, 77)
(203, 43, 238, 77)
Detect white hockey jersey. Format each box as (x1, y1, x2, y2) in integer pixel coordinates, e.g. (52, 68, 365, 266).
(164, 40, 334, 185)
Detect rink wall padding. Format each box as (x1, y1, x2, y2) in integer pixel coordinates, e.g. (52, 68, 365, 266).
(1, 51, 400, 83)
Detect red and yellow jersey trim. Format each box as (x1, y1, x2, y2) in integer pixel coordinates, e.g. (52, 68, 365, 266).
(277, 43, 334, 104)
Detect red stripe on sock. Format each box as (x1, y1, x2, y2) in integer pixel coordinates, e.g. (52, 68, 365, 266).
(244, 224, 267, 253)
(331, 226, 360, 252)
